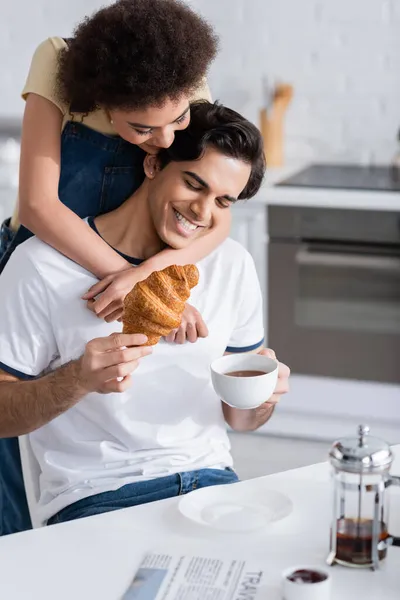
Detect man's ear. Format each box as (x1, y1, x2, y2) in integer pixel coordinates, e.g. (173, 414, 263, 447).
(144, 154, 161, 179)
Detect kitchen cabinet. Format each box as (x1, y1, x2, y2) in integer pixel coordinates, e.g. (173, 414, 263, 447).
(230, 177, 400, 444)
(230, 203, 268, 327)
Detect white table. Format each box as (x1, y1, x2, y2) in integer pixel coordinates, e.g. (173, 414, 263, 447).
(0, 446, 399, 599)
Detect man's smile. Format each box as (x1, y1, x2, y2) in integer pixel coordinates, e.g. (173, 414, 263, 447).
(172, 207, 205, 236)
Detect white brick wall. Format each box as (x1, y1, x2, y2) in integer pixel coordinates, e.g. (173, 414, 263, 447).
(0, 0, 105, 124)
(1, 0, 399, 164)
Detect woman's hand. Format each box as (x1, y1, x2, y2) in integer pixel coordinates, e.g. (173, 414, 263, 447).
(83, 270, 209, 344)
(164, 303, 208, 344)
(83, 268, 140, 323)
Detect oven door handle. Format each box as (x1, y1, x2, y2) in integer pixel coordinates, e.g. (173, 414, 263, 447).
(296, 247, 400, 272)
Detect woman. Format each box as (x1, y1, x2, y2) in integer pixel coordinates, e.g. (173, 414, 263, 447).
(0, 0, 230, 536)
(0, 0, 229, 331)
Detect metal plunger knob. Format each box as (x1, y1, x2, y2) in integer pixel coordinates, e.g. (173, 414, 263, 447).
(358, 424, 370, 446)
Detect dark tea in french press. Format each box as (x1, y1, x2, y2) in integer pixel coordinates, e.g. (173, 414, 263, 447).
(334, 518, 388, 565)
(327, 425, 400, 570)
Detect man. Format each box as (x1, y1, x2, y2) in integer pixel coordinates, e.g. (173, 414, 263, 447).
(0, 102, 290, 529)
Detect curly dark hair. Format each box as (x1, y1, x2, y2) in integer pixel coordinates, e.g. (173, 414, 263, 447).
(158, 101, 266, 200)
(56, 0, 218, 113)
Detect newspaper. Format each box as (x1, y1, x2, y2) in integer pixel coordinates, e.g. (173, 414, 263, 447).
(122, 552, 265, 600)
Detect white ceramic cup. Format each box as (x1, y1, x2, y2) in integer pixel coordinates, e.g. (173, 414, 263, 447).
(210, 353, 278, 410)
(281, 566, 332, 600)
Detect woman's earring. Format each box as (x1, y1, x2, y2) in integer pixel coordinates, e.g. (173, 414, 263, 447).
(110, 119, 114, 125)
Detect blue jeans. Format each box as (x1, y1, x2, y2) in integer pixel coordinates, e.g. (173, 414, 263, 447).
(0, 122, 146, 535)
(47, 468, 239, 525)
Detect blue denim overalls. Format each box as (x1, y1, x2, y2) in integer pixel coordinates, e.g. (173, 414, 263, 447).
(0, 121, 146, 535)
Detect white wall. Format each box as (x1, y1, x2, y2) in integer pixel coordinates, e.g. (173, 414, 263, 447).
(1, 1, 107, 120)
(1, 0, 400, 164)
(190, 0, 400, 164)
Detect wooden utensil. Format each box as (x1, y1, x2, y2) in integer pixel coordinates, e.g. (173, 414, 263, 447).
(260, 83, 293, 167)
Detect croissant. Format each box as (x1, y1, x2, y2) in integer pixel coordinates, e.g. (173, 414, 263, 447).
(123, 264, 199, 346)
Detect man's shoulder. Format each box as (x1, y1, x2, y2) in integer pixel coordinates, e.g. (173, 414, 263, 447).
(203, 237, 254, 268)
(223, 237, 252, 257)
(0, 240, 61, 325)
(12, 236, 63, 265)
(7, 237, 85, 282)
(197, 238, 257, 297)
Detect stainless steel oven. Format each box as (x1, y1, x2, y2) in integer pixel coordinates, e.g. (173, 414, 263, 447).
(268, 206, 400, 383)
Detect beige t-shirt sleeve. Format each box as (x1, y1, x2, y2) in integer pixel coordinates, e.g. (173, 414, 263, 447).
(21, 37, 68, 115)
(191, 78, 212, 103)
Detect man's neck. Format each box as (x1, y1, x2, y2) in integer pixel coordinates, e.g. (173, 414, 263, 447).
(93, 181, 165, 261)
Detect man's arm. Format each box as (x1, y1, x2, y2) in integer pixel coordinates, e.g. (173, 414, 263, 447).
(0, 362, 86, 437)
(221, 348, 290, 432)
(0, 333, 151, 438)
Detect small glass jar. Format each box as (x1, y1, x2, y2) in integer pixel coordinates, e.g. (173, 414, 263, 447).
(327, 425, 400, 570)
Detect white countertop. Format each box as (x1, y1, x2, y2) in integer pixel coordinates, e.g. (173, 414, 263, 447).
(0, 446, 399, 599)
(254, 163, 400, 212)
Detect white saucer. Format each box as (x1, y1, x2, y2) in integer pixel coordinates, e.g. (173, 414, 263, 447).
(178, 484, 293, 532)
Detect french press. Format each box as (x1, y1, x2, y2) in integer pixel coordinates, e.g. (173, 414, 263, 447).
(327, 425, 400, 570)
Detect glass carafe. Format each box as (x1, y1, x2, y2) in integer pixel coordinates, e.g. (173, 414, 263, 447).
(327, 425, 400, 570)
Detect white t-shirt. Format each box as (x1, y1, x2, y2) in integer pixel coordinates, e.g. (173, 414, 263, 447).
(0, 222, 264, 522)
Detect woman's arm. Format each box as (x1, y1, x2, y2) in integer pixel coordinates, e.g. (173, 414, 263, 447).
(87, 214, 232, 316)
(18, 93, 129, 278)
(136, 216, 232, 279)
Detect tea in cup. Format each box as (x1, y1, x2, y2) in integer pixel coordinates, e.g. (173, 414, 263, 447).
(210, 353, 278, 409)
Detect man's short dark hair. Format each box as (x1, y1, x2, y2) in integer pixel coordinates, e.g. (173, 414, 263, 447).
(158, 101, 266, 200)
(57, 0, 218, 113)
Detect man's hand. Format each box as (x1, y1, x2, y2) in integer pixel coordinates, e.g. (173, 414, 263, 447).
(0, 333, 152, 437)
(165, 303, 209, 344)
(77, 333, 152, 394)
(83, 268, 140, 322)
(258, 348, 290, 405)
(222, 347, 290, 432)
